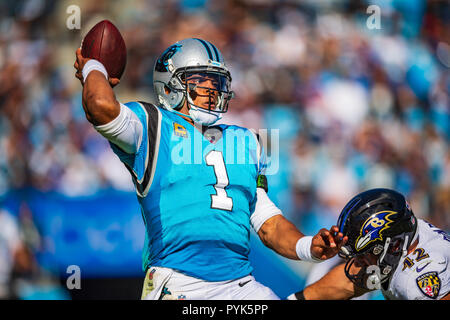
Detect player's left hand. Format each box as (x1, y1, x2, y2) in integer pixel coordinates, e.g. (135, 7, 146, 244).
(311, 226, 348, 260)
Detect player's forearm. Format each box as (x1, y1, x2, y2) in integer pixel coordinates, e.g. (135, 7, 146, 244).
(303, 280, 355, 300)
(82, 71, 120, 126)
(259, 215, 304, 260)
(303, 264, 360, 300)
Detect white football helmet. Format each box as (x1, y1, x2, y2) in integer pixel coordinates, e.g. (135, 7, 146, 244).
(153, 38, 234, 126)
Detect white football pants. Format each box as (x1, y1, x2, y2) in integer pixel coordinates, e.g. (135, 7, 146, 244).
(141, 266, 280, 300)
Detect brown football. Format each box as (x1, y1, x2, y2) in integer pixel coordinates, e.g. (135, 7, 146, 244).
(81, 20, 127, 79)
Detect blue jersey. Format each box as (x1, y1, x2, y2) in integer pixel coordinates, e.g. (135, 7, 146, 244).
(110, 101, 266, 281)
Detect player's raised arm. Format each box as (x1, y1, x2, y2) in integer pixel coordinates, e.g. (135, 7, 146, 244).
(74, 48, 143, 155)
(74, 48, 121, 126)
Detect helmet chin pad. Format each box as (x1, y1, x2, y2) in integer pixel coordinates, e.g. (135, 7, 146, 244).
(188, 104, 222, 126)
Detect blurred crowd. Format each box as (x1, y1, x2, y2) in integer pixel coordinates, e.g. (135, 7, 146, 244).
(0, 0, 449, 293)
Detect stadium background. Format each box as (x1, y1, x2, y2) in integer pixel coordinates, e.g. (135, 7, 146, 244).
(0, 0, 448, 300)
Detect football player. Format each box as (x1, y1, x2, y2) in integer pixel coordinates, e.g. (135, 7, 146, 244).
(74, 38, 347, 299)
(288, 188, 450, 300)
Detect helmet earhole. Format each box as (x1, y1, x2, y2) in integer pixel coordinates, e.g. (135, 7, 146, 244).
(164, 85, 171, 94)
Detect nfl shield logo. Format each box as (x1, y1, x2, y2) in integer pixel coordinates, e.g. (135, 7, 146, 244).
(416, 271, 441, 299)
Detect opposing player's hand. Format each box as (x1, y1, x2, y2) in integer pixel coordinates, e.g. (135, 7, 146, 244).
(311, 226, 348, 260)
(73, 48, 120, 88)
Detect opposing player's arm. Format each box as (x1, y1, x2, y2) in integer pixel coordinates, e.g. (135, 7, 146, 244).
(300, 263, 369, 300)
(74, 48, 121, 126)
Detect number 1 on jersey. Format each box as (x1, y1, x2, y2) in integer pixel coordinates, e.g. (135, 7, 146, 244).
(206, 150, 233, 211)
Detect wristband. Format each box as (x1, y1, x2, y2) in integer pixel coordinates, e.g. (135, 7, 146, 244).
(82, 59, 108, 82)
(295, 236, 322, 263)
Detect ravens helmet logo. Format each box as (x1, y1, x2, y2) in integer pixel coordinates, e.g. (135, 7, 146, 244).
(355, 211, 397, 251)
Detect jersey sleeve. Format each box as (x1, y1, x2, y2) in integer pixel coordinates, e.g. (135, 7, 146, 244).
(107, 101, 162, 197)
(94, 103, 144, 155)
(250, 188, 283, 233)
(106, 102, 148, 178)
(248, 128, 281, 232)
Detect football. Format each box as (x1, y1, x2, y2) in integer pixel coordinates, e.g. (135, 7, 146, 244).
(81, 20, 127, 79)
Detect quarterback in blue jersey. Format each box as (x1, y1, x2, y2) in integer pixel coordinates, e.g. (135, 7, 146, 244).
(74, 38, 347, 299)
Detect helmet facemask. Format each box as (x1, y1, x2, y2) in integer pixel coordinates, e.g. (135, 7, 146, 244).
(340, 232, 414, 289)
(176, 67, 234, 126)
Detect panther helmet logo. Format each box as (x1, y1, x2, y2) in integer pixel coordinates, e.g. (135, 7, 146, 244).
(155, 44, 182, 72)
(355, 210, 397, 251)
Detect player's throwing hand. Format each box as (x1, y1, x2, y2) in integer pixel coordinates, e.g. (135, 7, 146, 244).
(73, 48, 120, 88)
